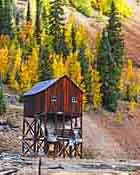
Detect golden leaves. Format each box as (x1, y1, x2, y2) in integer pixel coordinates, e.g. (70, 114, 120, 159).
(0, 47, 9, 80)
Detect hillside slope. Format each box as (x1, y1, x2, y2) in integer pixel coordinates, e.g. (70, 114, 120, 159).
(83, 102, 140, 160)
(123, 0, 140, 63)
(65, 0, 140, 64)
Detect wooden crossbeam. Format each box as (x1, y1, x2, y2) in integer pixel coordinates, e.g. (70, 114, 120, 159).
(24, 119, 36, 137)
(57, 142, 69, 157)
(22, 140, 36, 155)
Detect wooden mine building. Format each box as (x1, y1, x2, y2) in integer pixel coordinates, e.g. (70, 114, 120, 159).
(22, 75, 83, 158)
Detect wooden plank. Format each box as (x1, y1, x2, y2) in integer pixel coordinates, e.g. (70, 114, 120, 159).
(22, 118, 25, 153)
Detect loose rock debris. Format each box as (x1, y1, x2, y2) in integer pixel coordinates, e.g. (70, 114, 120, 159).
(0, 153, 140, 174)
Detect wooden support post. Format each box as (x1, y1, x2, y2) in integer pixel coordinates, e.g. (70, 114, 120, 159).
(44, 114, 48, 155)
(75, 143, 77, 157)
(71, 114, 72, 129)
(22, 118, 25, 154)
(55, 113, 57, 131)
(80, 113, 83, 158)
(34, 118, 37, 154)
(62, 113, 65, 158)
(75, 117, 77, 128)
(38, 157, 41, 175)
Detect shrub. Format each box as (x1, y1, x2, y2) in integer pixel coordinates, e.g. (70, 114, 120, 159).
(0, 80, 7, 115)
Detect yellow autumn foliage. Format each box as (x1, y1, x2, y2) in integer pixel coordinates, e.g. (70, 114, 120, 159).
(51, 54, 66, 78)
(19, 63, 31, 91)
(126, 59, 133, 81)
(115, 111, 122, 125)
(18, 22, 33, 42)
(76, 25, 87, 49)
(65, 52, 82, 87)
(9, 48, 21, 90)
(0, 47, 9, 80)
(28, 48, 39, 84)
(121, 59, 140, 102)
(129, 99, 135, 112)
(65, 15, 75, 49)
(18, 48, 39, 92)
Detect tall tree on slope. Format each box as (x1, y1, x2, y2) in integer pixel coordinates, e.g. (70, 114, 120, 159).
(35, 0, 42, 45)
(97, 1, 124, 112)
(0, 0, 15, 37)
(48, 0, 65, 54)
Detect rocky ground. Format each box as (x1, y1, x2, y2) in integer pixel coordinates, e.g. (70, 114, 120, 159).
(1, 154, 140, 175)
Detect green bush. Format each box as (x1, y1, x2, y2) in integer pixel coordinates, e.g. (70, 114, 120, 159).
(0, 80, 7, 115)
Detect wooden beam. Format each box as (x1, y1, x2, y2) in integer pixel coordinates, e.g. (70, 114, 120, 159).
(22, 118, 25, 153)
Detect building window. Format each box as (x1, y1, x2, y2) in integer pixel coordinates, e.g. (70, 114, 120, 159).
(72, 97, 77, 103)
(51, 96, 57, 102)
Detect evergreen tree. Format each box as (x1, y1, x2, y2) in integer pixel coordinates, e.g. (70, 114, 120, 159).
(26, 0, 32, 23)
(35, 0, 42, 45)
(0, 79, 7, 115)
(59, 29, 69, 57)
(97, 1, 124, 112)
(79, 44, 92, 103)
(71, 25, 77, 53)
(39, 46, 52, 80)
(41, 0, 50, 35)
(48, 0, 65, 54)
(40, 4, 52, 81)
(0, 0, 15, 37)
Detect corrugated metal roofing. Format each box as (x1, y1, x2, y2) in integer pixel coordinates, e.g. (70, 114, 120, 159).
(23, 78, 58, 97)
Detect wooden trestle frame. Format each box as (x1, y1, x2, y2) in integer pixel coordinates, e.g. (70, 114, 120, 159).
(22, 112, 83, 158)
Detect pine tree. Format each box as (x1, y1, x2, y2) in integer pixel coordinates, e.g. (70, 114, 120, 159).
(48, 0, 65, 54)
(0, 0, 15, 37)
(35, 0, 42, 45)
(77, 25, 93, 104)
(71, 25, 77, 53)
(39, 4, 52, 81)
(65, 16, 77, 53)
(39, 46, 52, 81)
(59, 29, 69, 57)
(79, 44, 92, 103)
(0, 79, 7, 115)
(91, 69, 102, 108)
(26, 0, 32, 23)
(97, 1, 124, 112)
(41, 3, 49, 35)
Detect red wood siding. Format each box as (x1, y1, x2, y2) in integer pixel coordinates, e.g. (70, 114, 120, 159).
(24, 76, 83, 116)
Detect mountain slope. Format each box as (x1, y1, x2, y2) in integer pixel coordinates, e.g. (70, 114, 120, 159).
(123, 0, 140, 64)
(66, 0, 140, 64)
